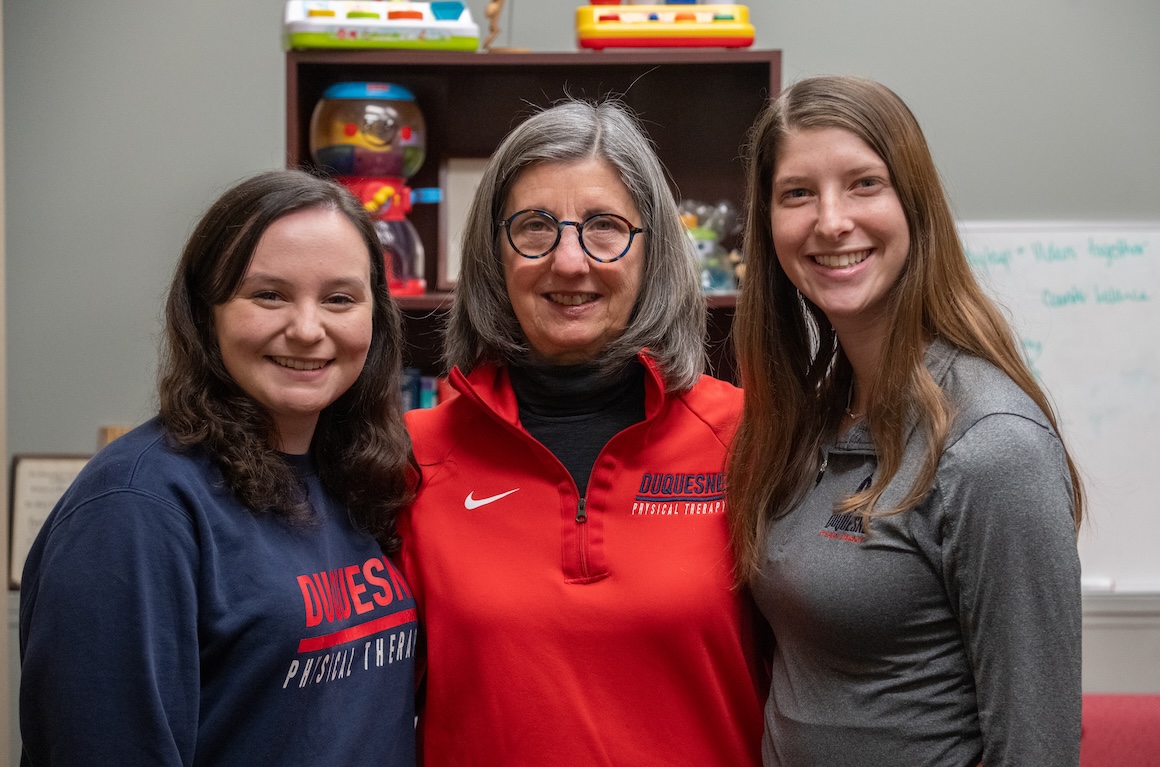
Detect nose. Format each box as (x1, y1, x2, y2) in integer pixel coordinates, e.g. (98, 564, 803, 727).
(286, 303, 326, 344)
(549, 224, 590, 277)
(815, 192, 854, 240)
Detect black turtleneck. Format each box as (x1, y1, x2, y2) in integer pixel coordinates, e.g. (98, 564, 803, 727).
(508, 359, 646, 496)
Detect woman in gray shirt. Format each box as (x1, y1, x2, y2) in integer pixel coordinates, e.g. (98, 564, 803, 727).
(727, 75, 1084, 766)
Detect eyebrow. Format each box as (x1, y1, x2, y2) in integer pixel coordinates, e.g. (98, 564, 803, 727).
(845, 164, 889, 177)
(772, 175, 810, 188)
(510, 206, 633, 221)
(773, 165, 889, 187)
(239, 273, 369, 291)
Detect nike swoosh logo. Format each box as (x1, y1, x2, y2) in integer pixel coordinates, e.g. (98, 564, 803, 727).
(464, 489, 520, 510)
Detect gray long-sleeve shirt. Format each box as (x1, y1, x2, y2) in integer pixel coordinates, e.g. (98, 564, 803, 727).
(752, 340, 1081, 767)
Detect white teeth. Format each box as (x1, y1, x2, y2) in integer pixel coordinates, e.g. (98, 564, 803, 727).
(549, 293, 597, 306)
(272, 357, 327, 371)
(813, 250, 871, 268)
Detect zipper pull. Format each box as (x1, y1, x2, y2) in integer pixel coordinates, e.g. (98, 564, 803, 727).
(576, 498, 587, 523)
(814, 454, 828, 486)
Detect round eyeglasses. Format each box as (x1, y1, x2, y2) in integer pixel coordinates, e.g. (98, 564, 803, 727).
(498, 209, 645, 263)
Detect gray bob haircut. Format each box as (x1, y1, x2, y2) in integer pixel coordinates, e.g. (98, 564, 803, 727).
(442, 97, 706, 392)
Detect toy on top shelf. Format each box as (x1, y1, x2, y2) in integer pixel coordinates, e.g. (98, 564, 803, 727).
(483, 0, 504, 50)
(311, 82, 440, 296)
(576, 4, 754, 49)
(284, 0, 479, 50)
(481, 0, 530, 53)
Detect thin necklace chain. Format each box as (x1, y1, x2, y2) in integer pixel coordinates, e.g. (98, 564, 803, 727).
(845, 382, 863, 420)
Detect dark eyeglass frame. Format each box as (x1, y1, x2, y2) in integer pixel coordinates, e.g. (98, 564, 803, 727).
(497, 209, 645, 264)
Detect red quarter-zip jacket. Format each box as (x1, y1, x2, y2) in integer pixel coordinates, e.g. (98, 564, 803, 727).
(399, 353, 765, 766)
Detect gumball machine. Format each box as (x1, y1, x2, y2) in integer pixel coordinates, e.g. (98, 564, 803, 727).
(310, 82, 439, 295)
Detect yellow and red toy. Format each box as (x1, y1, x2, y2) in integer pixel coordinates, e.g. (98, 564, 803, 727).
(310, 82, 439, 296)
(576, 3, 754, 49)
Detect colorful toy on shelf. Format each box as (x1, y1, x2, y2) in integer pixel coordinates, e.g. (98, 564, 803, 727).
(284, 0, 479, 50)
(680, 198, 742, 293)
(311, 82, 439, 296)
(576, 3, 754, 49)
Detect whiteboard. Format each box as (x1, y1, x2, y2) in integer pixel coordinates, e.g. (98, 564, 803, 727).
(959, 222, 1160, 593)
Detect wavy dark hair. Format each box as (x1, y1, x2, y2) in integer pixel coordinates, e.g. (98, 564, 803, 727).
(159, 168, 414, 552)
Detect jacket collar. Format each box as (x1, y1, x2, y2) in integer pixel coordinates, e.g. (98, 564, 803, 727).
(449, 350, 669, 426)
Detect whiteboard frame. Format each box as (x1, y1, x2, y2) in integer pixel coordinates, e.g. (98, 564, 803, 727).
(8, 454, 90, 589)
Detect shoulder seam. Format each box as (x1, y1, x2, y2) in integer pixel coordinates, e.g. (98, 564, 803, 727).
(45, 486, 195, 535)
(944, 410, 1055, 455)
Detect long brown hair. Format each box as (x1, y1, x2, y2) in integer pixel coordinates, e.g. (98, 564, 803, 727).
(728, 76, 1083, 582)
(159, 169, 415, 552)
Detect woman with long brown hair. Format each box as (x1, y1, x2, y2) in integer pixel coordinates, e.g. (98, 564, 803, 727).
(729, 75, 1083, 765)
(20, 169, 418, 766)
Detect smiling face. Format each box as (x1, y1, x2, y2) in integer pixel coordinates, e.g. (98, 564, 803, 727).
(501, 157, 645, 364)
(213, 207, 374, 454)
(771, 126, 910, 344)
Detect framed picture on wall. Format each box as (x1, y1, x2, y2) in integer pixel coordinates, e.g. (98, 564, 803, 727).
(438, 157, 490, 291)
(8, 454, 90, 589)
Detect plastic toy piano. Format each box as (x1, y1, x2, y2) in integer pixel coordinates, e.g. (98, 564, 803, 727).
(284, 0, 479, 51)
(576, 4, 754, 49)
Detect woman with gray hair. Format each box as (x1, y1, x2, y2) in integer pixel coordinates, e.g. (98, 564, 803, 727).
(398, 99, 765, 765)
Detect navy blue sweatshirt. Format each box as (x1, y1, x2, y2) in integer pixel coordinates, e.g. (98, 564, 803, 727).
(20, 418, 417, 766)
